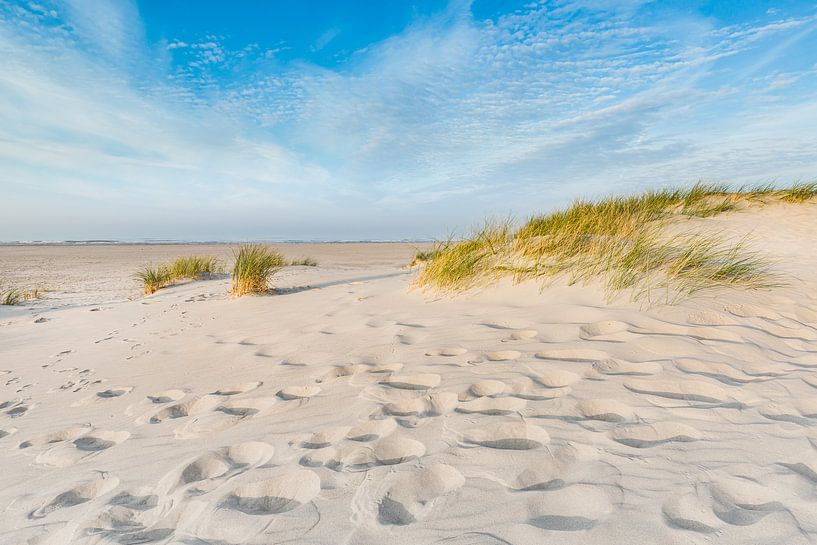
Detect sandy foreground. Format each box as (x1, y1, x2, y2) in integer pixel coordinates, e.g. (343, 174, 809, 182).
(1, 205, 817, 545)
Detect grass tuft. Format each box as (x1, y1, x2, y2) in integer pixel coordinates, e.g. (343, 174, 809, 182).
(288, 256, 318, 267)
(779, 182, 817, 203)
(231, 244, 285, 296)
(1, 285, 47, 305)
(135, 256, 220, 296)
(1, 288, 21, 305)
(169, 256, 222, 280)
(415, 182, 802, 304)
(136, 265, 171, 295)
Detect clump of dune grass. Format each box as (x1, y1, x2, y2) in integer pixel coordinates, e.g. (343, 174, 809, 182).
(416, 182, 798, 304)
(135, 255, 221, 296)
(169, 256, 222, 279)
(231, 244, 285, 296)
(779, 182, 817, 203)
(288, 257, 318, 267)
(0, 285, 47, 305)
(408, 247, 442, 267)
(1, 287, 21, 305)
(136, 265, 171, 295)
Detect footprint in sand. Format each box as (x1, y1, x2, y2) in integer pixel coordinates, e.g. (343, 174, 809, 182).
(465, 379, 507, 398)
(508, 378, 570, 400)
(147, 389, 186, 403)
(0, 427, 18, 440)
(223, 469, 320, 515)
(507, 329, 539, 341)
(760, 400, 817, 426)
(317, 364, 368, 382)
(513, 442, 598, 491)
(662, 491, 722, 533)
(426, 347, 468, 357)
(591, 358, 662, 376)
(611, 422, 701, 448)
(484, 350, 521, 361)
(395, 333, 418, 345)
(217, 397, 276, 417)
(32, 430, 130, 467)
(573, 399, 637, 423)
(87, 485, 166, 542)
(378, 464, 465, 525)
(384, 392, 458, 418)
(686, 309, 738, 326)
(149, 395, 223, 423)
(318, 363, 405, 383)
(19, 426, 91, 449)
(709, 478, 785, 526)
(96, 386, 133, 398)
(777, 438, 817, 482)
(382, 373, 441, 390)
(373, 435, 426, 465)
(72, 386, 135, 407)
(579, 320, 629, 338)
(526, 484, 611, 531)
(674, 358, 764, 385)
(347, 418, 398, 442)
(624, 379, 736, 405)
(456, 397, 526, 416)
(300, 427, 352, 449)
(30, 475, 120, 519)
(529, 399, 637, 423)
(174, 442, 274, 493)
(277, 385, 321, 400)
(535, 349, 608, 362)
(213, 381, 263, 396)
(463, 422, 549, 450)
(531, 369, 581, 388)
(2, 399, 32, 418)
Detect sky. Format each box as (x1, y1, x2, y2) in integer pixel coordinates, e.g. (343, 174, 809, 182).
(1, 1, 816, 242)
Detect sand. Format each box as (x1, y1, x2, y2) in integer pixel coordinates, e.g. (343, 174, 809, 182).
(1, 203, 817, 544)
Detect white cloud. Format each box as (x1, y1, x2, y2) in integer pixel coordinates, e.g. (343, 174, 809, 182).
(0, 0, 815, 240)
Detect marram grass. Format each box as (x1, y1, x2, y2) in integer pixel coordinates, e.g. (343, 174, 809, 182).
(169, 256, 221, 280)
(1, 287, 21, 305)
(231, 244, 285, 296)
(1, 285, 47, 305)
(136, 265, 171, 295)
(136, 256, 222, 296)
(415, 183, 804, 304)
(288, 256, 318, 267)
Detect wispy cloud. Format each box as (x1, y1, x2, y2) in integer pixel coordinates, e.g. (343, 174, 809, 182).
(0, 0, 815, 240)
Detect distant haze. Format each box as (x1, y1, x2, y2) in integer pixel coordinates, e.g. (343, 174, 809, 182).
(1, 1, 816, 241)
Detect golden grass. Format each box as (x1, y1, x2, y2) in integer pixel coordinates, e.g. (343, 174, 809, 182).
(169, 256, 221, 280)
(416, 183, 800, 304)
(136, 256, 222, 295)
(779, 182, 817, 203)
(231, 244, 285, 296)
(1, 287, 21, 305)
(1, 285, 47, 305)
(288, 256, 318, 267)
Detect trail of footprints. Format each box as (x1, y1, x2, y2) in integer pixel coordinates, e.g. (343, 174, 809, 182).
(7, 305, 817, 543)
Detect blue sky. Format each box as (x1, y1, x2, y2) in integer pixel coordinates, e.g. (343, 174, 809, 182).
(1, 1, 816, 241)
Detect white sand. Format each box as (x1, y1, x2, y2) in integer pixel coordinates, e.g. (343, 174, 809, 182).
(1, 204, 817, 544)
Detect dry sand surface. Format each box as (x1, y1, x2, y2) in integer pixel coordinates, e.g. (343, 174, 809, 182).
(2, 204, 817, 544)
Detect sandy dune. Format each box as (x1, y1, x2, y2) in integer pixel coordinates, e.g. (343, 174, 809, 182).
(1, 204, 817, 544)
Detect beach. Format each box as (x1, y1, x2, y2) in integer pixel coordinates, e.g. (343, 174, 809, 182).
(2, 203, 817, 544)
